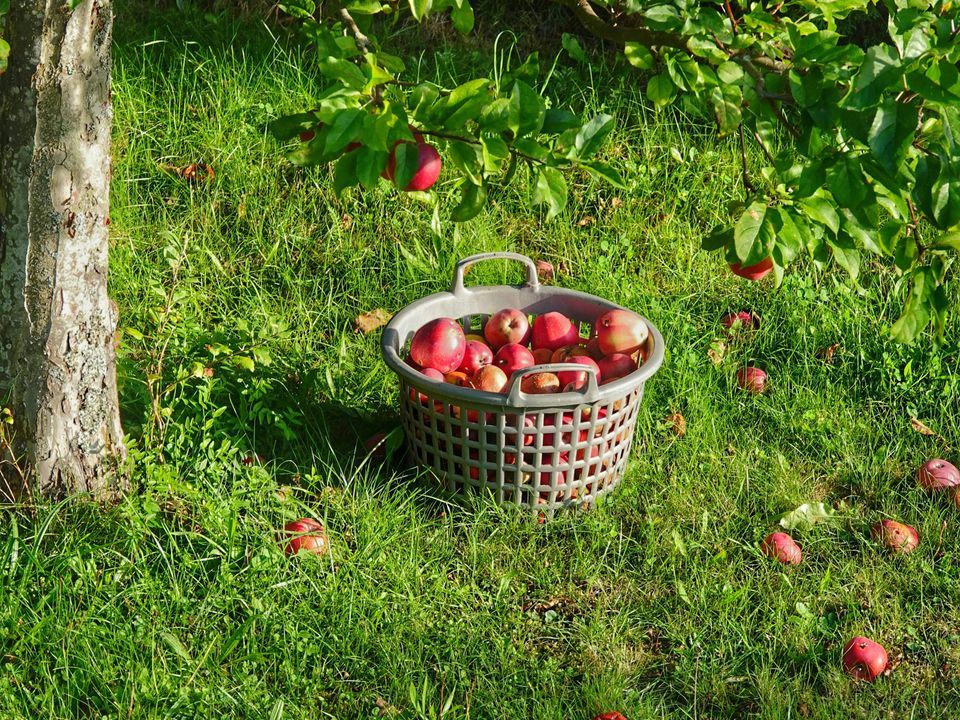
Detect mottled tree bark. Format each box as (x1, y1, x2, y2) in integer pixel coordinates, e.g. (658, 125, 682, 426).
(0, 0, 126, 500)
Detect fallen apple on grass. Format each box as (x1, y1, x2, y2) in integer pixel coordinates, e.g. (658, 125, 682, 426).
(409, 317, 466, 374)
(736, 366, 767, 394)
(592, 713, 629, 720)
(722, 310, 759, 333)
(842, 637, 888, 682)
(596, 309, 649, 355)
(917, 458, 960, 491)
(871, 520, 919, 554)
(283, 518, 329, 556)
(761, 532, 802, 565)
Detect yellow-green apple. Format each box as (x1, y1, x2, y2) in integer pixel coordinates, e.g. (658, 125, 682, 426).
(457, 340, 493, 376)
(761, 532, 802, 565)
(471, 365, 508, 393)
(871, 520, 919, 554)
(842, 637, 888, 682)
(557, 356, 601, 390)
(484, 308, 530, 350)
(730, 257, 773, 280)
(520, 372, 560, 394)
(532, 311, 581, 352)
(444, 371, 471, 387)
(283, 518, 328, 556)
(597, 353, 636, 383)
(464, 333, 486, 344)
(596, 309, 649, 355)
(736, 366, 767, 393)
(917, 459, 960, 491)
(494, 343, 535, 377)
(410, 317, 465, 373)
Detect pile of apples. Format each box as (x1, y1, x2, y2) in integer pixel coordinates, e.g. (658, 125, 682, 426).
(406, 307, 650, 396)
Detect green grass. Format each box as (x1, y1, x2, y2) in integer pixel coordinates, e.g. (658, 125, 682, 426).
(3, 4, 960, 718)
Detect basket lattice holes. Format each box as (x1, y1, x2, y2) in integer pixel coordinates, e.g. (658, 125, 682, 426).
(398, 311, 645, 509)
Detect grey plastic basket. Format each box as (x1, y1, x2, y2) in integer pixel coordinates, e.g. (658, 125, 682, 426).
(381, 252, 664, 516)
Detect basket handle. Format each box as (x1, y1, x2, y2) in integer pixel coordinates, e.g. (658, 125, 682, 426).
(505, 363, 600, 405)
(450, 252, 540, 297)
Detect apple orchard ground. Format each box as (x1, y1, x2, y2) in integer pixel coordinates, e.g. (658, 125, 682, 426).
(3, 3, 960, 719)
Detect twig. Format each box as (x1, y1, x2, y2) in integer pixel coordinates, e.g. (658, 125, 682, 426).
(738, 124, 755, 194)
(553, 0, 689, 49)
(724, 0, 738, 35)
(907, 198, 925, 258)
(339, 7, 371, 53)
(417, 129, 549, 167)
(752, 130, 777, 167)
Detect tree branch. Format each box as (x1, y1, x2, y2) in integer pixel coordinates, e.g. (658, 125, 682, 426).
(907, 198, 925, 259)
(738, 125, 756, 194)
(339, 7, 371, 53)
(552, 0, 689, 50)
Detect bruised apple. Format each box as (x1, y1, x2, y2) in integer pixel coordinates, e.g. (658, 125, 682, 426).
(520, 372, 561, 394)
(917, 459, 960, 491)
(471, 365, 508, 393)
(871, 520, 919, 554)
(736, 366, 767, 394)
(410, 318, 465, 373)
(532, 348, 554, 365)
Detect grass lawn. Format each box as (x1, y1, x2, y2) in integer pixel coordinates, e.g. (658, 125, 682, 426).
(3, 3, 960, 718)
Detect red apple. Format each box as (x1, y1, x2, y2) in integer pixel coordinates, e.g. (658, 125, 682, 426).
(761, 532, 802, 565)
(471, 365, 508, 393)
(283, 518, 328, 556)
(532, 348, 553, 365)
(531, 312, 581, 352)
(597, 353, 636, 383)
(917, 459, 960, 491)
(411, 367, 444, 404)
(384, 137, 442, 191)
(520, 372, 560, 394)
(494, 343, 535, 377)
(871, 520, 919, 554)
(484, 308, 530, 350)
(722, 310, 756, 332)
(536, 260, 554, 281)
(596, 309, 649, 356)
(557, 356, 601, 389)
(299, 129, 316, 143)
(585, 336, 604, 360)
(457, 340, 493, 376)
(842, 637, 888, 682)
(592, 713, 629, 720)
(736, 366, 767, 394)
(410, 318, 466, 374)
(730, 257, 773, 280)
(364, 432, 388, 464)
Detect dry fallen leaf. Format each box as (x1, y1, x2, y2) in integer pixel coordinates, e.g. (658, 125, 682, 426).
(355, 308, 392, 334)
(160, 162, 215, 183)
(610, 197, 623, 209)
(707, 339, 728, 365)
(816, 343, 841, 363)
(578, 215, 595, 228)
(341, 213, 354, 230)
(664, 412, 687, 437)
(536, 260, 554, 282)
(910, 418, 936, 436)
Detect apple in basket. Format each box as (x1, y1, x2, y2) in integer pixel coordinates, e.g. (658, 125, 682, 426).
(494, 343, 535, 377)
(531, 312, 581, 352)
(596, 309, 649, 356)
(457, 340, 494, 376)
(484, 308, 530, 350)
(410, 318, 465, 374)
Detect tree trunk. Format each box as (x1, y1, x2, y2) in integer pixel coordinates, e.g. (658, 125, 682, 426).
(0, 0, 125, 500)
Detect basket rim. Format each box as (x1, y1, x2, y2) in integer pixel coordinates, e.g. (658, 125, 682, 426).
(381, 282, 664, 410)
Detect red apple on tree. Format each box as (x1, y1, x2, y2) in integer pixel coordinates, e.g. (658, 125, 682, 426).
(494, 343, 535, 377)
(410, 317, 466, 374)
(484, 308, 530, 350)
(457, 340, 493, 376)
(383, 135, 441, 191)
(842, 637, 888, 682)
(531, 311, 581, 352)
(730, 257, 773, 281)
(596, 309, 649, 355)
(761, 532, 802, 565)
(283, 518, 329, 556)
(917, 459, 960, 491)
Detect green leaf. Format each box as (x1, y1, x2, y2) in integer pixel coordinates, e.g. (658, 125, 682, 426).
(561, 33, 587, 63)
(480, 134, 510, 174)
(318, 57, 367, 90)
(646, 74, 676, 108)
(441, 78, 494, 130)
(891, 267, 934, 343)
(333, 151, 359, 196)
(450, 182, 487, 222)
(233, 356, 256, 372)
(868, 97, 917, 174)
(771, 207, 803, 261)
(778, 502, 836, 531)
(509, 80, 545, 138)
(324, 108, 364, 155)
(581, 161, 626, 189)
(702, 225, 733, 251)
(709, 85, 742, 136)
(408, 0, 430, 21)
(686, 36, 726, 63)
(799, 196, 840, 235)
(716, 61, 743, 84)
(643, 4, 681, 30)
(932, 230, 960, 251)
(542, 109, 579, 134)
(624, 43, 654, 70)
(827, 234, 861, 280)
(355, 147, 388, 189)
(733, 202, 767, 262)
(844, 45, 901, 110)
(269, 112, 319, 141)
(664, 51, 700, 92)
(345, 0, 384, 13)
(448, 141, 484, 185)
(449, 0, 474, 33)
(826, 157, 867, 208)
(571, 114, 614, 160)
(477, 98, 512, 132)
(532, 167, 567, 221)
(391, 142, 421, 190)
